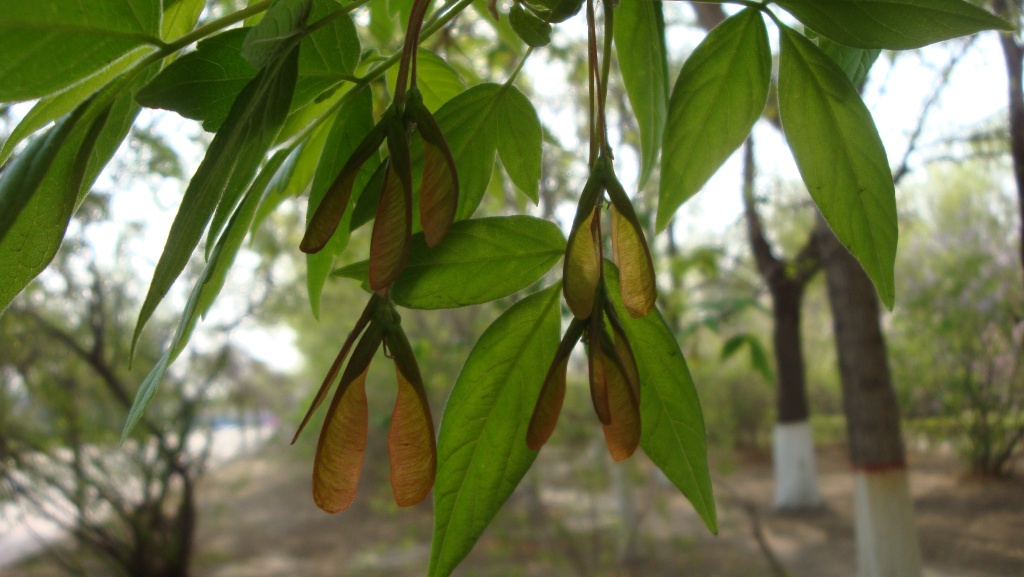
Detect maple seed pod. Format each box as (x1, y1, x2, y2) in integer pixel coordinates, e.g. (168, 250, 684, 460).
(369, 121, 414, 293)
(292, 295, 381, 444)
(312, 320, 385, 514)
(606, 175, 657, 318)
(527, 318, 585, 451)
(406, 89, 458, 247)
(385, 324, 437, 507)
(597, 330, 641, 462)
(587, 312, 612, 425)
(301, 119, 387, 254)
(563, 175, 604, 319)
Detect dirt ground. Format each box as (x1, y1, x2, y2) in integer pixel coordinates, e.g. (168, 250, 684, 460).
(7, 435, 1024, 577)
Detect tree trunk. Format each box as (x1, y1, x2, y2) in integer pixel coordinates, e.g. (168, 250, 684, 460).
(742, 139, 823, 510)
(816, 216, 922, 577)
(993, 1, 1024, 283)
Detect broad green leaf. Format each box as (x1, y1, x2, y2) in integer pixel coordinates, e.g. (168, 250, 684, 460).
(605, 263, 717, 534)
(778, 26, 897, 309)
(0, 51, 142, 166)
(495, 85, 542, 204)
(817, 37, 880, 88)
(137, 30, 258, 132)
(137, 30, 255, 132)
(657, 8, 770, 231)
(613, 0, 669, 190)
(0, 69, 154, 313)
(432, 83, 541, 219)
(242, 0, 313, 68)
(433, 85, 500, 220)
(294, 0, 360, 108)
(162, 0, 205, 40)
(133, 48, 300, 358)
(413, 51, 467, 113)
(428, 283, 562, 577)
(772, 0, 1013, 50)
(0, 0, 162, 102)
(121, 150, 280, 441)
(509, 3, 553, 47)
(333, 216, 566, 309)
(307, 88, 377, 318)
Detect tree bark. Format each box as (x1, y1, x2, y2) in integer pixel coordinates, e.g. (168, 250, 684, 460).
(993, 1, 1024, 284)
(815, 215, 921, 577)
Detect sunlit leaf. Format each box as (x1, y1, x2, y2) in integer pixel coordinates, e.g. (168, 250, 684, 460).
(772, 0, 1013, 50)
(657, 8, 770, 231)
(495, 85, 542, 204)
(133, 48, 300, 358)
(0, 0, 162, 102)
(817, 37, 880, 88)
(613, 0, 669, 189)
(334, 216, 566, 309)
(242, 0, 312, 68)
(429, 284, 562, 577)
(306, 87, 376, 318)
(162, 0, 206, 40)
(1, 68, 154, 314)
(294, 0, 360, 108)
(606, 263, 718, 534)
(778, 25, 897, 309)
(509, 3, 552, 47)
(136, 29, 258, 132)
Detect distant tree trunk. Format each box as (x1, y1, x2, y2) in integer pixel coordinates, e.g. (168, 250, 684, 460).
(741, 139, 823, 511)
(993, 0, 1024, 283)
(815, 215, 922, 577)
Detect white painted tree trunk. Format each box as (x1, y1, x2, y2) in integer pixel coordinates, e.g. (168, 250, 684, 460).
(853, 469, 922, 577)
(772, 421, 823, 510)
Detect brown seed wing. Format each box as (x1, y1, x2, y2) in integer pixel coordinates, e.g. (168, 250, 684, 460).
(563, 206, 602, 319)
(389, 362, 437, 507)
(610, 205, 656, 318)
(416, 109, 458, 247)
(369, 162, 412, 292)
(312, 366, 369, 513)
(526, 353, 569, 451)
(599, 335, 640, 461)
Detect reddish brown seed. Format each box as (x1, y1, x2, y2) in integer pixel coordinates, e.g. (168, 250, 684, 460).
(563, 206, 602, 319)
(526, 353, 569, 451)
(369, 162, 412, 292)
(598, 335, 640, 461)
(312, 366, 370, 513)
(610, 205, 656, 318)
(389, 363, 437, 507)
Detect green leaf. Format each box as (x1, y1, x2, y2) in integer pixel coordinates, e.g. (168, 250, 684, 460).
(657, 9, 770, 231)
(772, 0, 1013, 50)
(0, 0, 162, 102)
(817, 37, 880, 88)
(294, 0, 361, 108)
(428, 283, 562, 577)
(162, 0, 206, 40)
(137, 29, 258, 132)
(333, 216, 566, 309)
(605, 263, 718, 534)
(778, 25, 897, 309)
(721, 334, 774, 384)
(509, 3, 553, 47)
(0, 69, 153, 313)
(432, 83, 543, 219)
(0, 52, 141, 166)
(122, 148, 284, 441)
(613, 0, 669, 190)
(133, 48, 300, 358)
(496, 84, 542, 204)
(433, 84, 500, 220)
(242, 0, 313, 69)
(307, 87, 377, 318)
(413, 51, 467, 113)
(0, 106, 89, 245)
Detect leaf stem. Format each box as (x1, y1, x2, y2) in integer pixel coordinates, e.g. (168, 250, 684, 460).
(505, 47, 535, 87)
(599, 1, 614, 158)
